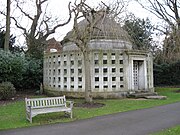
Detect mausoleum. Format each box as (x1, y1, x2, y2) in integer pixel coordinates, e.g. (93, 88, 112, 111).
(43, 12, 154, 98)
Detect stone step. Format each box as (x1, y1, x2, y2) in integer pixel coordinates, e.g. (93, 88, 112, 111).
(144, 96, 167, 100)
(127, 92, 158, 98)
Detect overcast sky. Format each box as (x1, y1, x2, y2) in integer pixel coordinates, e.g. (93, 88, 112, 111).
(0, 0, 158, 46)
(46, 0, 155, 41)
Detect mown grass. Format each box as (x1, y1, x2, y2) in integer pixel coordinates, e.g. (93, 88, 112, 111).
(0, 87, 180, 130)
(153, 125, 180, 135)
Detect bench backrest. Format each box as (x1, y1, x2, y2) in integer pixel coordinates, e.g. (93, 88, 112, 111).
(25, 96, 67, 109)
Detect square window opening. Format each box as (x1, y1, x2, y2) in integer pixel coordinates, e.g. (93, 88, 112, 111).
(95, 77, 99, 82)
(103, 60, 108, 64)
(103, 77, 108, 81)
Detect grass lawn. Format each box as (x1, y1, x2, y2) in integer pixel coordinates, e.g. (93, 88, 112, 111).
(153, 125, 180, 135)
(0, 87, 180, 131)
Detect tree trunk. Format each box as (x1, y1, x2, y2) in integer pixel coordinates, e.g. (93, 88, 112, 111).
(83, 50, 92, 103)
(4, 0, 10, 51)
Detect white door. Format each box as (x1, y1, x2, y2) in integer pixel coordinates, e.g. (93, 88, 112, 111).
(133, 61, 139, 90)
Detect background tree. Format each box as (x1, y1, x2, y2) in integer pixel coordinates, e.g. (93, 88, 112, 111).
(123, 14, 154, 50)
(0, 30, 20, 53)
(9, 0, 71, 59)
(137, 0, 180, 63)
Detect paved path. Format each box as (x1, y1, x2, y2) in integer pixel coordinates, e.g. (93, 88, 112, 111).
(1, 102, 180, 135)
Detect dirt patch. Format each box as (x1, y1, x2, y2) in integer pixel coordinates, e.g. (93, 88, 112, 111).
(174, 89, 180, 93)
(74, 102, 105, 108)
(0, 91, 37, 106)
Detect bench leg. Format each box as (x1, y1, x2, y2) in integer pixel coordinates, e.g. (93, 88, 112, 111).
(70, 110, 73, 118)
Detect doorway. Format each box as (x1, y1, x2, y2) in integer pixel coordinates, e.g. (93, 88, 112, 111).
(133, 60, 145, 91)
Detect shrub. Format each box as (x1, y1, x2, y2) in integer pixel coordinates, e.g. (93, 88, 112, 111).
(0, 50, 43, 90)
(154, 61, 180, 86)
(0, 50, 26, 88)
(0, 82, 16, 100)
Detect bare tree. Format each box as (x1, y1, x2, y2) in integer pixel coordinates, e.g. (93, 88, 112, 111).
(137, 0, 180, 62)
(8, 0, 71, 58)
(4, 0, 10, 51)
(63, 0, 128, 102)
(66, 0, 103, 102)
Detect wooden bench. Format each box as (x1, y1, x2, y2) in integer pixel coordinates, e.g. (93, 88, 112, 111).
(25, 96, 73, 123)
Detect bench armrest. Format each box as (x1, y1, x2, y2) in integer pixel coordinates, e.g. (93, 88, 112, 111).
(66, 101, 74, 109)
(26, 105, 32, 112)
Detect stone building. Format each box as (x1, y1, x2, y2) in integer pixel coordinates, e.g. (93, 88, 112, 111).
(43, 12, 154, 98)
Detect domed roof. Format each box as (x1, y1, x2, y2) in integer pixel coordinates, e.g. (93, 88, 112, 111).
(62, 11, 131, 43)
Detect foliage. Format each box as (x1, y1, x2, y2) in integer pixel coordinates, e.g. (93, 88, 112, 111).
(0, 50, 43, 90)
(0, 50, 26, 87)
(153, 125, 180, 135)
(0, 30, 23, 53)
(21, 57, 43, 89)
(154, 61, 180, 86)
(137, 0, 180, 63)
(123, 15, 153, 50)
(0, 87, 180, 130)
(0, 82, 16, 100)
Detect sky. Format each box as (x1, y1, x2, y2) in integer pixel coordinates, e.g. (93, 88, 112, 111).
(47, 0, 154, 41)
(0, 0, 159, 46)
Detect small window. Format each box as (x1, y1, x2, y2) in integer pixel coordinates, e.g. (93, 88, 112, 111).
(71, 85, 74, 88)
(95, 85, 99, 88)
(95, 77, 99, 82)
(112, 77, 116, 81)
(71, 61, 74, 66)
(120, 77, 123, 81)
(78, 69, 82, 74)
(64, 77, 67, 83)
(78, 85, 82, 88)
(103, 77, 108, 81)
(53, 56, 56, 58)
(58, 85, 61, 88)
(112, 85, 116, 88)
(64, 61, 67, 66)
(112, 68, 116, 73)
(71, 77, 74, 82)
(53, 77, 55, 83)
(95, 68, 99, 73)
(53, 69, 56, 75)
(111, 60, 116, 64)
(120, 85, 124, 88)
(64, 69, 67, 75)
(94, 60, 99, 65)
(78, 77, 82, 82)
(78, 60, 82, 66)
(53, 85, 56, 87)
(71, 69, 74, 74)
(111, 53, 115, 56)
(64, 55, 66, 58)
(104, 85, 108, 88)
(58, 61, 61, 66)
(120, 60, 123, 64)
(64, 85, 67, 88)
(49, 70, 51, 75)
(58, 69, 61, 75)
(103, 60, 107, 64)
(103, 53, 107, 56)
(103, 68, 108, 73)
(58, 55, 60, 57)
(58, 77, 61, 82)
(120, 68, 123, 73)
